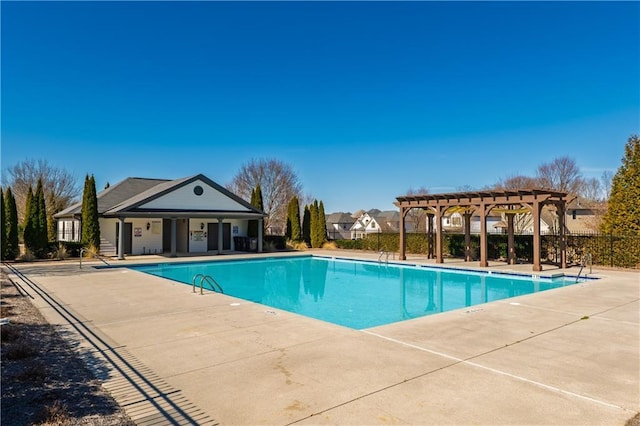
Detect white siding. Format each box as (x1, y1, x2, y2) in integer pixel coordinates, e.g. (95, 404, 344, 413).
(189, 218, 208, 253)
(100, 218, 163, 256)
(141, 180, 250, 211)
(131, 219, 163, 255)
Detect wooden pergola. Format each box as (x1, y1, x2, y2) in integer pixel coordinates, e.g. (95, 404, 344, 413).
(395, 189, 571, 271)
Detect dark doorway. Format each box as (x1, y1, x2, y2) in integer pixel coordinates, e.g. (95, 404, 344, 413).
(162, 219, 171, 253)
(208, 222, 231, 251)
(115, 222, 132, 255)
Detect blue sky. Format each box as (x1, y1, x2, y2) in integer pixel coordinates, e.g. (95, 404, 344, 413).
(2, 1, 638, 213)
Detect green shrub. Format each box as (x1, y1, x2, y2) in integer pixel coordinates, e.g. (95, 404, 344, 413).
(264, 235, 286, 250)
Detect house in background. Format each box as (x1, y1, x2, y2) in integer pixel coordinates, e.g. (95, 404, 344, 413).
(325, 212, 353, 240)
(54, 174, 265, 258)
(565, 197, 606, 233)
(350, 209, 401, 239)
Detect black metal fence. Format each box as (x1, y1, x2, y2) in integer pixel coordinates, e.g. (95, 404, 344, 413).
(331, 231, 640, 269)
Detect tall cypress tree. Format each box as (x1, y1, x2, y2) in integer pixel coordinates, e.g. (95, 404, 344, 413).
(302, 205, 311, 246)
(254, 184, 264, 236)
(310, 200, 320, 248)
(1, 188, 6, 260)
(285, 200, 292, 240)
(23, 186, 36, 255)
(81, 175, 90, 246)
(89, 175, 101, 248)
(81, 174, 100, 249)
(35, 178, 49, 257)
(46, 192, 58, 243)
(290, 196, 301, 242)
(601, 135, 640, 235)
(4, 188, 19, 260)
(317, 200, 327, 246)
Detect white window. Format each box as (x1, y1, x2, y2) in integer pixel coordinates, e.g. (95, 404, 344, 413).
(450, 213, 463, 227)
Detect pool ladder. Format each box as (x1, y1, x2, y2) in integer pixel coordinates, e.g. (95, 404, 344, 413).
(378, 250, 390, 263)
(192, 274, 224, 295)
(575, 253, 592, 282)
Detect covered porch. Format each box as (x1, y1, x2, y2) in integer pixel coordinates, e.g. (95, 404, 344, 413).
(106, 212, 265, 260)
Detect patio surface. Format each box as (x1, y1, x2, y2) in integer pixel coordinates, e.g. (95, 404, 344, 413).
(3, 250, 639, 425)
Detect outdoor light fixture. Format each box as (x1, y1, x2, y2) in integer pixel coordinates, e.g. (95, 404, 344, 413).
(200, 223, 205, 230)
(146, 222, 151, 230)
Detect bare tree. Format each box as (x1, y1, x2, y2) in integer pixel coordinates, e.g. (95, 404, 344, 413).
(494, 174, 539, 190)
(536, 156, 585, 195)
(582, 177, 602, 202)
(2, 159, 80, 223)
(600, 170, 613, 200)
(404, 187, 429, 232)
(227, 158, 302, 235)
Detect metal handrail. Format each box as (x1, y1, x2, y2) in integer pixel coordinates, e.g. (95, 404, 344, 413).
(378, 250, 390, 263)
(576, 253, 593, 282)
(192, 274, 224, 295)
(80, 248, 111, 268)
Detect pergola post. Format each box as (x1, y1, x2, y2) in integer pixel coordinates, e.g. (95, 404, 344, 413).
(533, 200, 542, 272)
(479, 204, 488, 267)
(399, 206, 406, 260)
(558, 203, 567, 269)
(464, 211, 472, 262)
(435, 206, 444, 264)
(507, 213, 515, 265)
(427, 212, 434, 259)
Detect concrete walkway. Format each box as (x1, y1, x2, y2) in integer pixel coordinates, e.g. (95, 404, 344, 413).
(4, 251, 639, 425)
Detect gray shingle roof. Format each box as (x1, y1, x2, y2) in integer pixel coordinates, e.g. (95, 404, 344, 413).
(55, 177, 169, 217)
(54, 174, 264, 218)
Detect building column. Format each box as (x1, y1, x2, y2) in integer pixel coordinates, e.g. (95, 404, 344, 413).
(399, 206, 406, 260)
(533, 201, 542, 272)
(170, 218, 177, 257)
(258, 218, 263, 253)
(217, 219, 224, 255)
(118, 217, 125, 260)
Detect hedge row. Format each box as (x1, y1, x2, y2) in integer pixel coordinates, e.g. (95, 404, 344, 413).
(333, 232, 640, 269)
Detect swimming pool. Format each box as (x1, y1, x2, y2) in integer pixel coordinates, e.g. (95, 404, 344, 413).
(131, 256, 583, 329)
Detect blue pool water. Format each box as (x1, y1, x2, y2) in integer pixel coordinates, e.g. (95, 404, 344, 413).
(131, 256, 582, 329)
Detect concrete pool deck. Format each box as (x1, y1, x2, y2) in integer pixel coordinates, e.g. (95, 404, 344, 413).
(3, 250, 639, 425)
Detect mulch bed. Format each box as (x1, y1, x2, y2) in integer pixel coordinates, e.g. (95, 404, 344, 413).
(1, 269, 133, 425)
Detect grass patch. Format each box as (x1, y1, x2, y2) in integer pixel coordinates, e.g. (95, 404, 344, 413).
(14, 361, 49, 382)
(33, 400, 72, 426)
(1, 325, 20, 343)
(5, 341, 37, 360)
(287, 241, 309, 250)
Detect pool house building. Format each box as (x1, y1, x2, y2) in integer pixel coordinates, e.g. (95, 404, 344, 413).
(54, 174, 266, 258)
